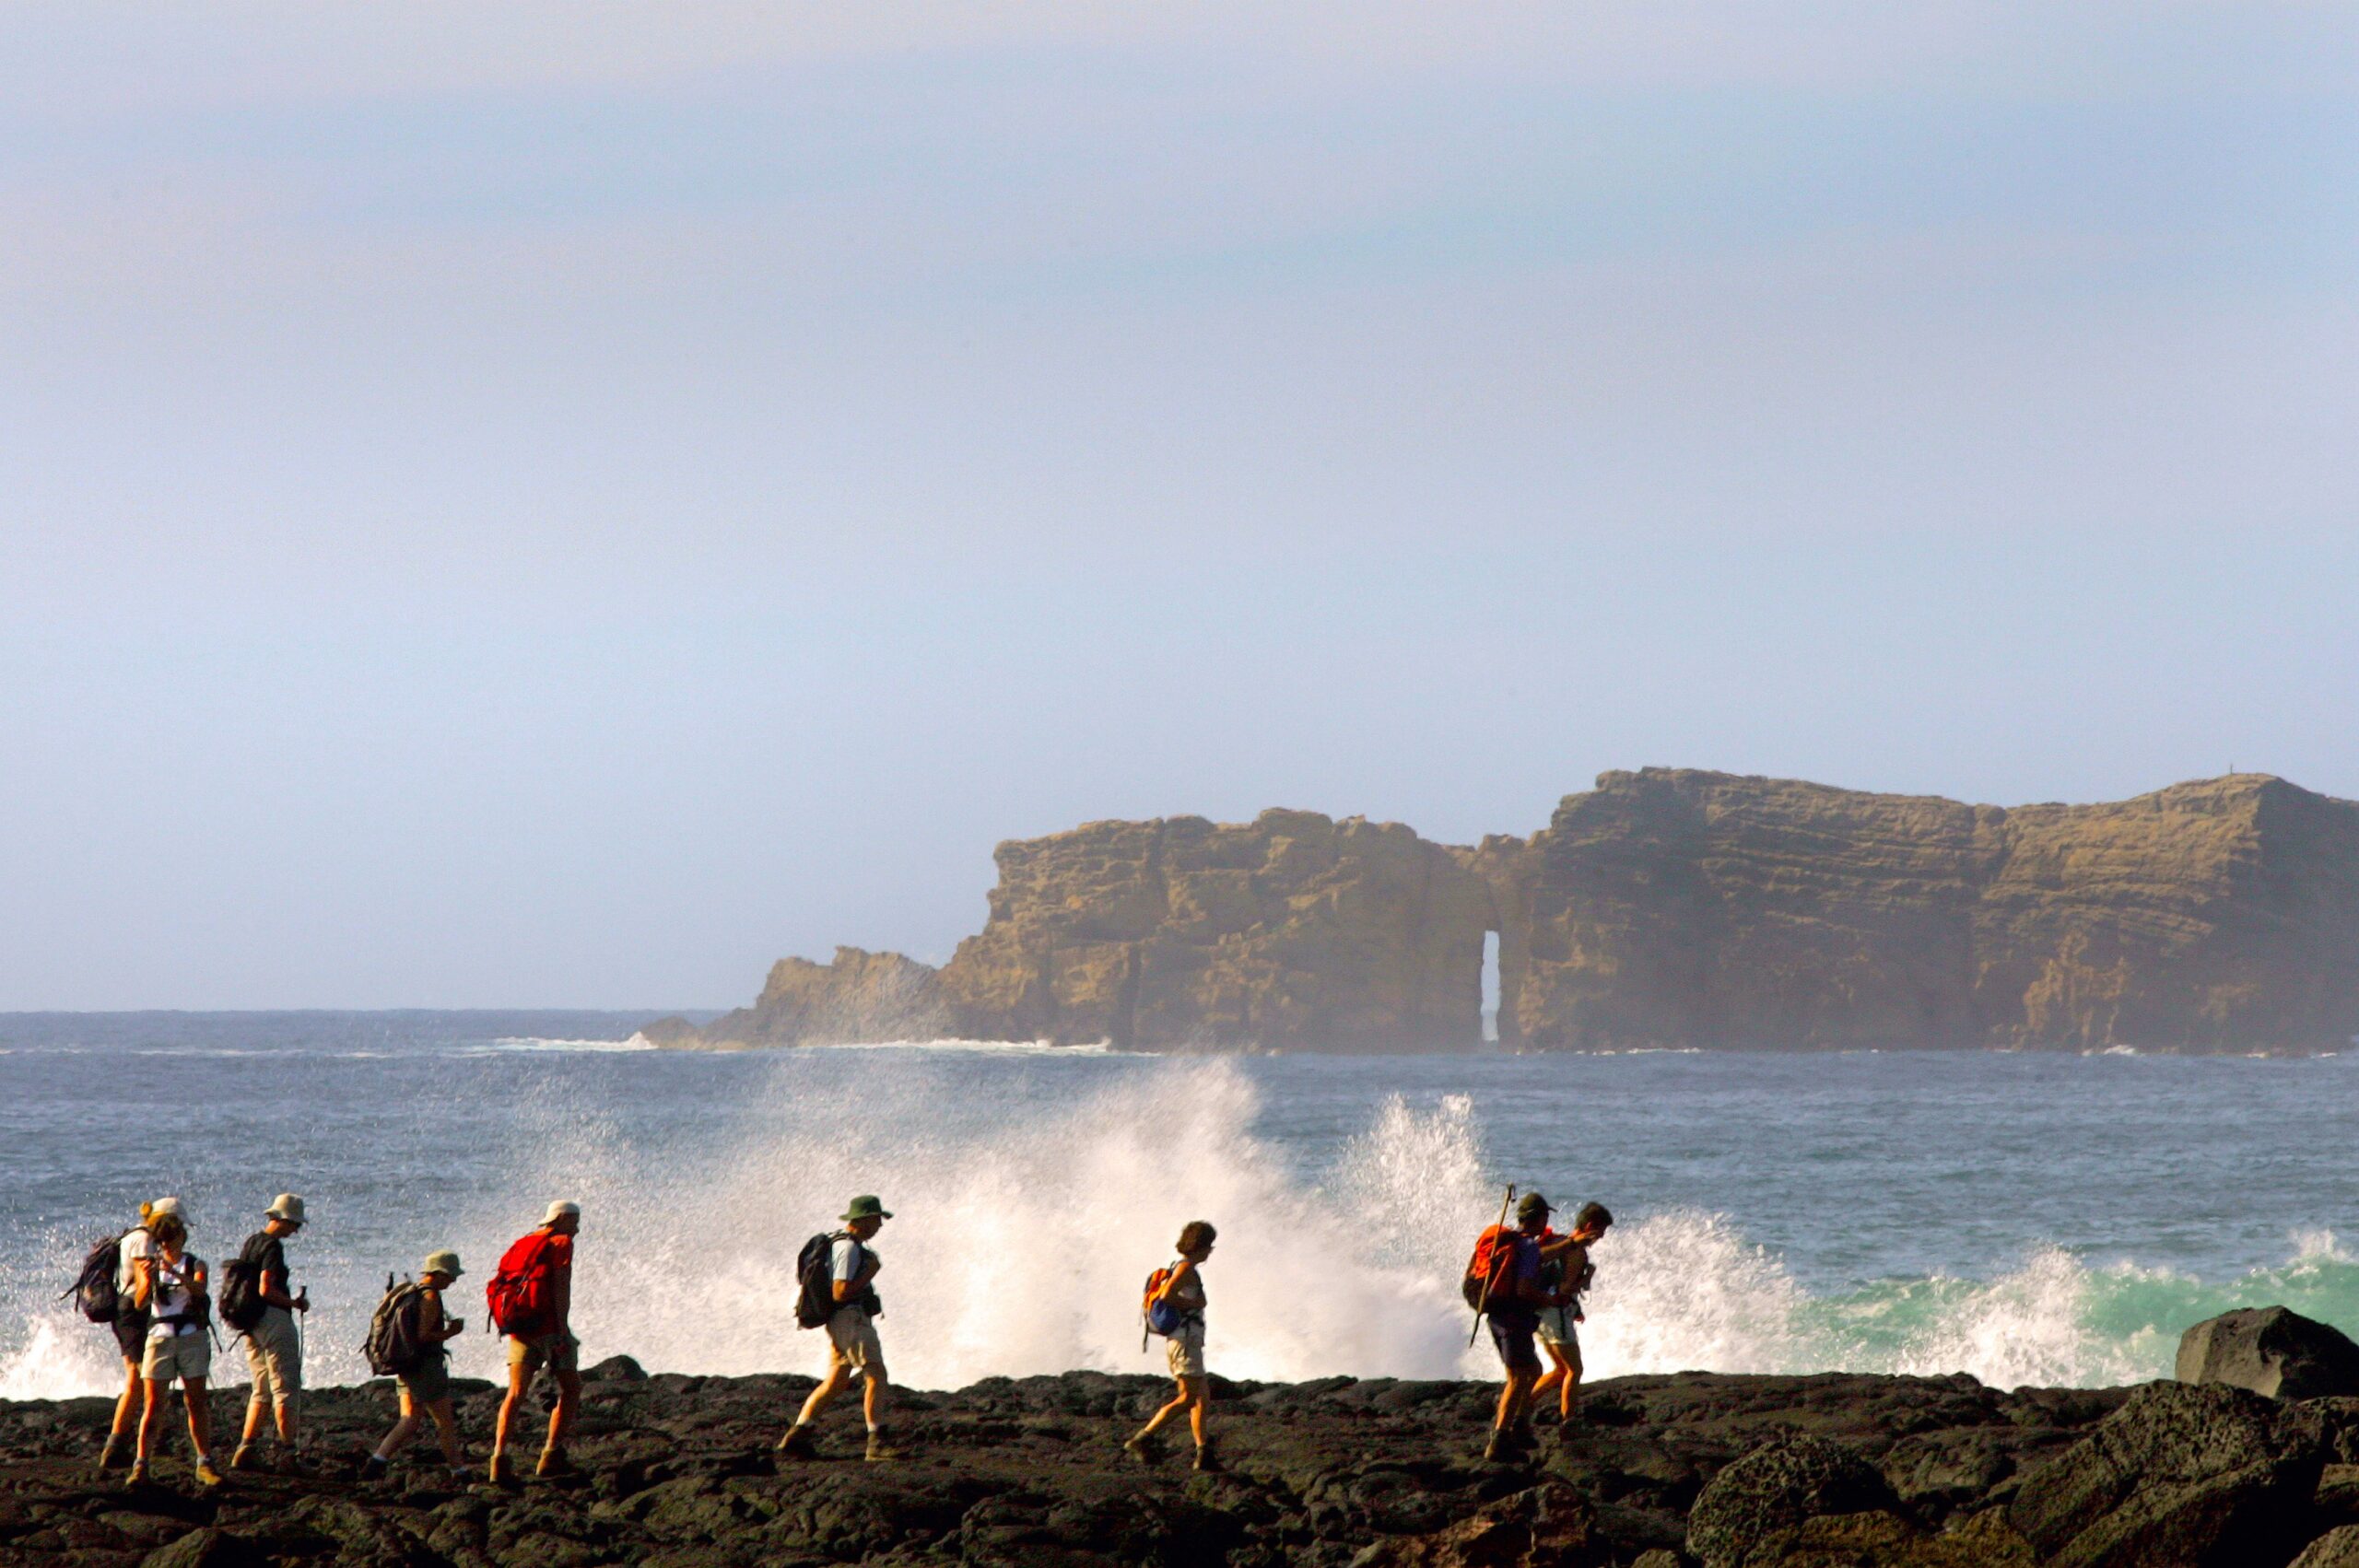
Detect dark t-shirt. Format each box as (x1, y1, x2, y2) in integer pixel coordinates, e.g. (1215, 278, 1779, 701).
(242, 1232, 289, 1297)
(1488, 1232, 1543, 1330)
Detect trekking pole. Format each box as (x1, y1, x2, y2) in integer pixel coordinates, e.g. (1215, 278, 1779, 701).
(1466, 1184, 1517, 1349)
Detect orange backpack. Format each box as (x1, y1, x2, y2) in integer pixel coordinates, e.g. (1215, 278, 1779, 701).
(1461, 1224, 1517, 1310)
(1141, 1263, 1186, 1337)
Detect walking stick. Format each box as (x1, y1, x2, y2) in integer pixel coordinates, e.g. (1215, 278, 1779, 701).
(1466, 1184, 1517, 1348)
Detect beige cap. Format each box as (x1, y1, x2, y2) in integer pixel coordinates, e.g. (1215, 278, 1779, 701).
(147, 1196, 184, 1221)
(265, 1193, 307, 1223)
(421, 1250, 464, 1279)
(544, 1199, 581, 1224)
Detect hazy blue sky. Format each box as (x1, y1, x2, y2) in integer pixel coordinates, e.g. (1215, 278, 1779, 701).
(3, 5, 2353, 1009)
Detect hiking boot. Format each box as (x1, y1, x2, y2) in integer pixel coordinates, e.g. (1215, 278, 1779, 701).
(125, 1460, 150, 1488)
(98, 1434, 130, 1471)
(194, 1457, 226, 1488)
(1122, 1431, 1163, 1466)
(487, 1451, 515, 1486)
(1482, 1429, 1516, 1463)
(535, 1445, 576, 1479)
(359, 1455, 390, 1483)
(229, 1443, 261, 1473)
(774, 1424, 816, 1460)
(864, 1432, 901, 1463)
(1191, 1442, 1222, 1474)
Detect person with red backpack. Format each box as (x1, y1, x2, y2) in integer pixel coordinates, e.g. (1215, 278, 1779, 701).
(1465, 1191, 1555, 1462)
(486, 1199, 581, 1484)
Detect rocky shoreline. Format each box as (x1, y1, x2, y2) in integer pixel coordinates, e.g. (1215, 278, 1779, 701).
(8, 1357, 2359, 1566)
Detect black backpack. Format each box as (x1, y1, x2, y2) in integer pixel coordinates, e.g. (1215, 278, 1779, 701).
(364, 1275, 427, 1375)
(67, 1234, 128, 1323)
(793, 1233, 842, 1329)
(218, 1234, 273, 1333)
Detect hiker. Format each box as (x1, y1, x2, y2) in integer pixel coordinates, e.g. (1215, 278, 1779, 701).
(129, 1211, 223, 1487)
(778, 1194, 898, 1462)
(362, 1251, 470, 1482)
(1125, 1220, 1220, 1472)
(91, 1197, 173, 1471)
(1532, 1201, 1614, 1424)
(227, 1194, 311, 1473)
(1466, 1191, 1556, 1461)
(487, 1199, 582, 1484)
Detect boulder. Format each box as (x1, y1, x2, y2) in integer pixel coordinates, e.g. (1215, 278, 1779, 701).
(1743, 1508, 2036, 1567)
(1347, 1481, 1595, 1567)
(2177, 1307, 2359, 1401)
(2006, 1381, 2324, 1568)
(2295, 1525, 2359, 1568)
(1685, 1435, 1896, 1568)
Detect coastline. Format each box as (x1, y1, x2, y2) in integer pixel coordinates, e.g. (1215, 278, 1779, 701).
(5, 1363, 2352, 1565)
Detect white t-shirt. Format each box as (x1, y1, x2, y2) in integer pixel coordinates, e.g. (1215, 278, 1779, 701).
(116, 1228, 151, 1298)
(829, 1235, 873, 1288)
(147, 1252, 202, 1340)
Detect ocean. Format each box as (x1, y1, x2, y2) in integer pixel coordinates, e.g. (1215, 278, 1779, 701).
(3, 1012, 2352, 1401)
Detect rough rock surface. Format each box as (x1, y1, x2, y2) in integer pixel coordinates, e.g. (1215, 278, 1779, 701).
(664, 770, 2359, 1053)
(2006, 1381, 2327, 1567)
(1684, 1435, 1896, 1567)
(930, 811, 1496, 1049)
(1494, 770, 2359, 1051)
(0, 1368, 2157, 1568)
(688, 947, 950, 1048)
(2176, 1306, 2359, 1401)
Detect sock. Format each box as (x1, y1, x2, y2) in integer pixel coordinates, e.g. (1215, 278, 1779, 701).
(867, 1423, 881, 1434)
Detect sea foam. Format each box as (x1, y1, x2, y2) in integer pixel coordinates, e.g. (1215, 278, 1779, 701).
(6, 1056, 2357, 1398)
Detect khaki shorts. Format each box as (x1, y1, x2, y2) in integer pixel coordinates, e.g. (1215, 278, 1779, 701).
(826, 1305, 884, 1375)
(243, 1305, 302, 1402)
(142, 1328, 210, 1383)
(508, 1330, 579, 1377)
(1537, 1306, 1580, 1360)
(398, 1352, 451, 1405)
(1165, 1318, 1206, 1380)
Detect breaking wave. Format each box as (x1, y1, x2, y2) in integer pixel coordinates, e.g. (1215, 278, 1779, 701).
(7, 1057, 2358, 1399)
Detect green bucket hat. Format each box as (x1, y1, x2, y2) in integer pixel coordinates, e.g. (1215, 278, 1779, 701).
(1516, 1192, 1555, 1223)
(840, 1195, 893, 1223)
(421, 1250, 464, 1280)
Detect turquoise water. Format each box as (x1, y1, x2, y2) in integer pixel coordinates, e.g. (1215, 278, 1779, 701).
(2, 1012, 2353, 1397)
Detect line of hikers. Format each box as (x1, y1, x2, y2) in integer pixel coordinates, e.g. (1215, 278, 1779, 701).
(70, 1185, 1608, 1486)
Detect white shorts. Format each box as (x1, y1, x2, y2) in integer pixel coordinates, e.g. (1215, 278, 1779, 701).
(1537, 1306, 1580, 1359)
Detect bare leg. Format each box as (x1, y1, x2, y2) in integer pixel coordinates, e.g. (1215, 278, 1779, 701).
(491, 1363, 534, 1459)
(182, 1377, 213, 1462)
(427, 1399, 464, 1467)
(1138, 1380, 1193, 1437)
(859, 1364, 888, 1429)
(546, 1368, 581, 1453)
(1493, 1368, 1534, 1432)
(111, 1360, 141, 1442)
(794, 1362, 851, 1428)
(1185, 1383, 1208, 1448)
(376, 1386, 422, 1461)
(275, 1395, 299, 1446)
(136, 1379, 166, 1461)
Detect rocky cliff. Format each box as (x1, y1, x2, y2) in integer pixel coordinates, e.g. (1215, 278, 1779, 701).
(931, 810, 1495, 1050)
(665, 772, 2359, 1053)
(1496, 769, 2359, 1051)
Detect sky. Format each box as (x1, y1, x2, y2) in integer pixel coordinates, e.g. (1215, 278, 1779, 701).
(2, 3, 2354, 1009)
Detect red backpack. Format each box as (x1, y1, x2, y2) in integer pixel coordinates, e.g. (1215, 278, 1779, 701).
(1461, 1224, 1520, 1310)
(486, 1231, 562, 1337)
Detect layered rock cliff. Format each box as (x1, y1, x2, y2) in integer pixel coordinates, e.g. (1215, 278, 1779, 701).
(1494, 769, 2359, 1051)
(931, 810, 1495, 1050)
(664, 771, 2359, 1053)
